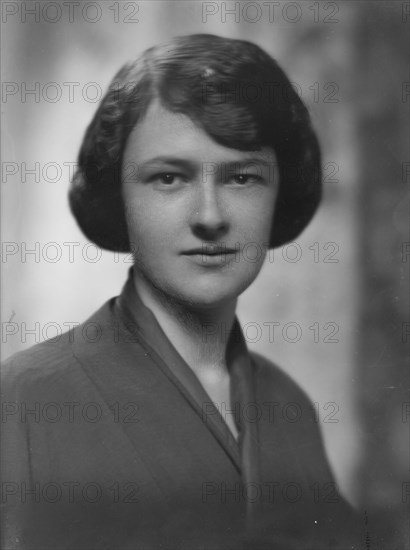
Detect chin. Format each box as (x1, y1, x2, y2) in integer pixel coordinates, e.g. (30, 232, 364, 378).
(170, 276, 255, 310)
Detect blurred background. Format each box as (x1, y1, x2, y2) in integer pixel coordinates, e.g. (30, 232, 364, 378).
(1, 1, 409, 547)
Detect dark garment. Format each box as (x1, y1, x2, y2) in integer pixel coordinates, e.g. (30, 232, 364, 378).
(1, 273, 364, 549)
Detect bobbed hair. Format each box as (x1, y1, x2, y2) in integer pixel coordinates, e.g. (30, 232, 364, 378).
(69, 34, 322, 251)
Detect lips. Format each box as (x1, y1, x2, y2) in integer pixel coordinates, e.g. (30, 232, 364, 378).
(182, 245, 237, 256)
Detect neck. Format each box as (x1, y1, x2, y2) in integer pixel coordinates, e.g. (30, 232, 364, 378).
(132, 272, 237, 377)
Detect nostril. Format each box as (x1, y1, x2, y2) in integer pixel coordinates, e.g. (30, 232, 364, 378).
(191, 185, 229, 238)
(192, 219, 229, 241)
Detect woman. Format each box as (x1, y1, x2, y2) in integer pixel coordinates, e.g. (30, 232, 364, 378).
(2, 35, 363, 549)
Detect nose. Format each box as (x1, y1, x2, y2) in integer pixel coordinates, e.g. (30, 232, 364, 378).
(190, 181, 229, 240)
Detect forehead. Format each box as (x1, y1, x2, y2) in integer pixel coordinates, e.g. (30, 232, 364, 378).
(123, 100, 276, 165)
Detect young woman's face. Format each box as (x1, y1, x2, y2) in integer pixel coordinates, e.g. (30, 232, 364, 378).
(122, 100, 279, 309)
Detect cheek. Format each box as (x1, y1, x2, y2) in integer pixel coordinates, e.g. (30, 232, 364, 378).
(123, 196, 179, 255)
(256, 190, 277, 233)
(123, 190, 141, 226)
(123, 197, 155, 250)
(235, 194, 276, 243)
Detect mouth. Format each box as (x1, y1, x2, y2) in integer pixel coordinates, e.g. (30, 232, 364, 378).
(182, 245, 238, 266)
(182, 245, 238, 256)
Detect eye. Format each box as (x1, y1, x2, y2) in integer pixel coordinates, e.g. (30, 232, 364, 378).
(231, 174, 262, 186)
(150, 172, 187, 186)
(159, 173, 178, 185)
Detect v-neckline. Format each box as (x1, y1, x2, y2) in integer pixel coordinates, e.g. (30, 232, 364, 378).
(115, 269, 261, 491)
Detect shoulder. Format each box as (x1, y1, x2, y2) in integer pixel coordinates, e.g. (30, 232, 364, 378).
(250, 350, 313, 407)
(1, 333, 79, 402)
(1, 299, 115, 400)
(249, 351, 339, 481)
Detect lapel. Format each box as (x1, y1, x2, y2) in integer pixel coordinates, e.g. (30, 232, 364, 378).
(70, 285, 245, 480)
(114, 272, 242, 472)
(70, 270, 274, 523)
(70, 300, 242, 506)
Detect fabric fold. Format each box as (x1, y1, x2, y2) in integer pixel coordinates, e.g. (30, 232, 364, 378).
(116, 268, 262, 514)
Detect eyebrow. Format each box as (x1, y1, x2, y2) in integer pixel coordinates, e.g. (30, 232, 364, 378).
(138, 157, 194, 171)
(138, 156, 275, 170)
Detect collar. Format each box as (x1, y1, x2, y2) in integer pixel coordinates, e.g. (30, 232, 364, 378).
(115, 268, 261, 495)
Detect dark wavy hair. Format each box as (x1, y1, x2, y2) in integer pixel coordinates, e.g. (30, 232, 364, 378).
(69, 34, 322, 251)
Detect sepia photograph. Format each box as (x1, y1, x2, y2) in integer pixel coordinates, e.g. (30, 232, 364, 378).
(1, 1, 409, 549)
